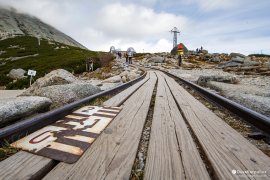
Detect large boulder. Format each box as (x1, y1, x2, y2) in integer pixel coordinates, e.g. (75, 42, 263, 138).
(231, 56, 245, 63)
(226, 93, 270, 117)
(100, 83, 122, 91)
(218, 56, 260, 69)
(218, 61, 242, 69)
(147, 56, 165, 63)
(127, 71, 140, 80)
(102, 75, 122, 83)
(264, 61, 270, 68)
(0, 96, 52, 125)
(197, 75, 239, 86)
(243, 57, 260, 66)
(8, 68, 26, 79)
(119, 71, 129, 78)
(22, 69, 78, 95)
(230, 53, 246, 59)
(209, 56, 221, 62)
(31, 83, 101, 107)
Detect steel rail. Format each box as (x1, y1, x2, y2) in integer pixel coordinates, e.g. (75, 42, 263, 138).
(159, 69, 270, 136)
(0, 72, 146, 145)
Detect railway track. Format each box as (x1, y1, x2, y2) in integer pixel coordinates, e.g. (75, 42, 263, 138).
(1, 70, 269, 180)
(0, 71, 147, 146)
(1, 67, 269, 145)
(157, 68, 270, 137)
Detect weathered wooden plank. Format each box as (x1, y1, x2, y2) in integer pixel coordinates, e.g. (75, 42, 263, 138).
(42, 72, 157, 180)
(104, 72, 149, 106)
(144, 72, 210, 180)
(0, 151, 56, 180)
(163, 72, 270, 179)
(0, 73, 149, 180)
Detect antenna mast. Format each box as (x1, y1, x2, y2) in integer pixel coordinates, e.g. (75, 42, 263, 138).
(170, 27, 180, 48)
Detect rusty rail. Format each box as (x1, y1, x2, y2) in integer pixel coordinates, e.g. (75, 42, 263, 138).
(0, 72, 146, 145)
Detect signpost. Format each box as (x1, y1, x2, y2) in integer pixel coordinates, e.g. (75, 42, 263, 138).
(28, 69, 36, 86)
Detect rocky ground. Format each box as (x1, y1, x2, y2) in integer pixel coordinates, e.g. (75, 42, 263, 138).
(169, 68, 270, 116)
(0, 51, 269, 163)
(0, 51, 269, 129)
(0, 58, 143, 127)
(140, 52, 270, 118)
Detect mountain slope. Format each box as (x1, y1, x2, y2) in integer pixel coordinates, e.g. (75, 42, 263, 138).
(0, 36, 113, 89)
(0, 8, 86, 49)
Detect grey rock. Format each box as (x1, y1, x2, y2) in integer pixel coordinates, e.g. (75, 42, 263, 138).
(227, 93, 270, 117)
(121, 76, 127, 83)
(218, 61, 242, 68)
(138, 152, 144, 169)
(231, 56, 245, 63)
(0, 96, 52, 125)
(119, 71, 129, 78)
(95, 68, 101, 73)
(128, 71, 140, 81)
(102, 75, 122, 83)
(218, 56, 259, 68)
(197, 75, 239, 86)
(0, 50, 6, 55)
(243, 59, 260, 66)
(8, 68, 26, 79)
(31, 83, 101, 106)
(205, 53, 212, 58)
(230, 52, 246, 58)
(206, 81, 270, 117)
(147, 56, 165, 63)
(22, 69, 78, 95)
(0, 62, 6, 66)
(85, 79, 102, 86)
(264, 61, 270, 68)
(201, 50, 208, 54)
(102, 72, 113, 79)
(100, 83, 122, 91)
(209, 56, 221, 62)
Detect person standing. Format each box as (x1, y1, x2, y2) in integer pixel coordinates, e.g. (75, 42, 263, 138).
(128, 50, 133, 64)
(119, 52, 122, 59)
(125, 52, 128, 63)
(90, 60, 94, 72)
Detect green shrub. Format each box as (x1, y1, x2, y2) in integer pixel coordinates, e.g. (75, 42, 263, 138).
(6, 78, 30, 90)
(0, 75, 12, 86)
(0, 36, 100, 88)
(97, 53, 114, 67)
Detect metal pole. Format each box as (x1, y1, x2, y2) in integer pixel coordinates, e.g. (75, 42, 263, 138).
(30, 75, 32, 86)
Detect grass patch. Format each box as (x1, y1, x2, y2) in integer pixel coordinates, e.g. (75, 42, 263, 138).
(0, 36, 114, 89)
(0, 141, 19, 161)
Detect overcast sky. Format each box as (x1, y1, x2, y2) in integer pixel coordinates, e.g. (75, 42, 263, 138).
(0, 0, 269, 54)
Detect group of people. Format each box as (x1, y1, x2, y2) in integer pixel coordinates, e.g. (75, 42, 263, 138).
(115, 51, 134, 64)
(125, 51, 133, 64)
(196, 46, 204, 53)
